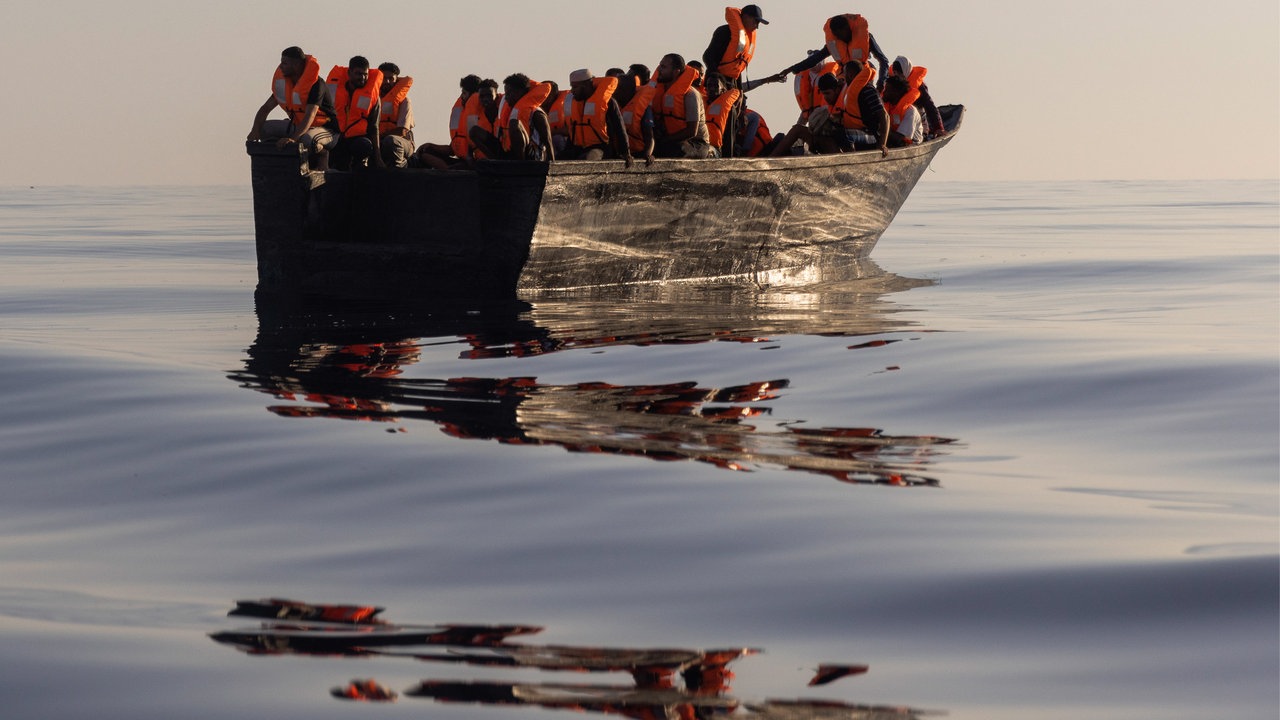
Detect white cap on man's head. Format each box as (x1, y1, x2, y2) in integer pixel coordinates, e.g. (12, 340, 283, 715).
(569, 69, 593, 84)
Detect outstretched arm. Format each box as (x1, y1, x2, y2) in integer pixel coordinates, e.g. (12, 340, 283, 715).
(248, 95, 276, 140)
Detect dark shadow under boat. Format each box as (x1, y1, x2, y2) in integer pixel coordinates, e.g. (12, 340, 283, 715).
(246, 106, 963, 299)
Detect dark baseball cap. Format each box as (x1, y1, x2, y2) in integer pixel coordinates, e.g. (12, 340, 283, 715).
(742, 4, 768, 24)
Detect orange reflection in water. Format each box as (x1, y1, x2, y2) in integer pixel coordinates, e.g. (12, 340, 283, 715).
(211, 599, 933, 719)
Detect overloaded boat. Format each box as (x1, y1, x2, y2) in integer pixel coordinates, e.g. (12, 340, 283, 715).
(246, 105, 963, 297)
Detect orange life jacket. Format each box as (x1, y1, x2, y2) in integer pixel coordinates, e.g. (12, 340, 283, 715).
(546, 90, 570, 135)
(651, 65, 699, 136)
(739, 108, 772, 156)
(705, 88, 741, 148)
(883, 81, 921, 144)
(449, 95, 469, 156)
(793, 60, 839, 120)
(824, 14, 870, 66)
(715, 7, 757, 80)
(499, 81, 552, 152)
(906, 65, 927, 91)
(565, 76, 618, 148)
(272, 55, 329, 128)
(326, 66, 384, 138)
(835, 62, 876, 131)
(378, 76, 412, 136)
(466, 93, 500, 159)
(620, 84, 657, 153)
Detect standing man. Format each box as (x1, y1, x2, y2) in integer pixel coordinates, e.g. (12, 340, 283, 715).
(701, 6, 785, 156)
(326, 56, 384, 170)
(776, 14, 891, 94)
(248, 46, 339, 167)
(377, 62, 414, 168)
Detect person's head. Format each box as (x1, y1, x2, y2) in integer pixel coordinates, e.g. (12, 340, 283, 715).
(883, 76, 909, 105)
(568, 69, 595, 101)
(656, 53, 685, 84)
(348, 56, 371, 88)
(890, 56, 912, 79)
(627, 63, 651, 86)
(828, 14, 852, 43)
(605, 67, 625, 78)
(378, 62, 400, 93)
(478, 78, 499, 108)
(705, 72, 728, 99)
(503, 73, 532, 101)
(279, 46, 306, 78)
(688, 60, 704, 88)
(459, 74, 482, 101)
(740, 4, 768, 31)
(843, 60, 864, 81)
(817, 72, 840, 105)
(540, 80, 560, 111)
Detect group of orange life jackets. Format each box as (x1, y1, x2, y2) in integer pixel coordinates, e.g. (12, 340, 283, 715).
(791, 13, 929, 143)
(273, 54, 414, 141)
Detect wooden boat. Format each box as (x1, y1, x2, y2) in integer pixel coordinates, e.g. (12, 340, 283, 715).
(246, 105, 963, 297)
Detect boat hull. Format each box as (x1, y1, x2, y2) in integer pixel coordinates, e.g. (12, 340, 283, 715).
(246, 106, 962, 297)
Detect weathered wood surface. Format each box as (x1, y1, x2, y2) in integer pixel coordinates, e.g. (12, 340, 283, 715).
(246, 106, 964, 297)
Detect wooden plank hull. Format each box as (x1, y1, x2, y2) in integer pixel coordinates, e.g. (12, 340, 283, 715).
(246, 106, 963, 297)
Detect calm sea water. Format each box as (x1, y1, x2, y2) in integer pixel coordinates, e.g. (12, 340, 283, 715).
(1, 179, 1276, 719)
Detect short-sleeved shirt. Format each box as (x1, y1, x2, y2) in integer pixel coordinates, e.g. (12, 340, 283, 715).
(893, 105, 923, 144)
(684, 90, 710, 144)
(305, 81, 340, 132)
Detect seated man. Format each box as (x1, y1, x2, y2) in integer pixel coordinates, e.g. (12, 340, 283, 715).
(769, 67, 885, 157)
(414, 74, 481, 169)
(832, 60, 888, 155)
(248, 46, 340, 167)
(650, 53, 713, 159)
(469, 74, 554, 161)
(614, 65, 656, 166)
(882, 74, 923, 147)
(326, 56, 384, 170)
(560, 69, 632, 165)
(888, 55, 945, 138)
(703, 72, 740, 157)
(377, 62, 415, 168)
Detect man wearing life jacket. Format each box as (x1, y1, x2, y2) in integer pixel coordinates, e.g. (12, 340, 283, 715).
(247, 46, 339, 166)
(777, 14, 891, 94)
(539, 80, 569, 156)
(887, 56, 945, 138)
(736, 103, 777, 157)
(326, 56, 384, 170)
(701, 6, 786, 157)
(651, 53, 713, 159)
(560, 69, 633, 166)
(703, 73, 741, 157)
(376, 62, 414, 168)
(414, 74, 481, 170)
(767, 68, 885, 157)
(793, 59, 840, 124)
(613, 65, 656, 166)
(469, 74, 554, 161)
(881, 73, 923, 147)
(833, 60, 889, 156)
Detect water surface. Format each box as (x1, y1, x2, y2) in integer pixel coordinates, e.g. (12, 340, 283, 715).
(1, 179, 1276, 719)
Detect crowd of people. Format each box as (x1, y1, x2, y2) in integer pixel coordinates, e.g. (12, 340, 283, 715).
(247, 6, 946, 171)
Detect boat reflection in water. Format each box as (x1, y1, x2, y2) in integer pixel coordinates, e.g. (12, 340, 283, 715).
(230, 259, 956, 485)
(210, 599, 935, 718)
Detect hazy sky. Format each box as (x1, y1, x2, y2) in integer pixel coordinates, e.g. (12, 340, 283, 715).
(3, 0, 1277, 186)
